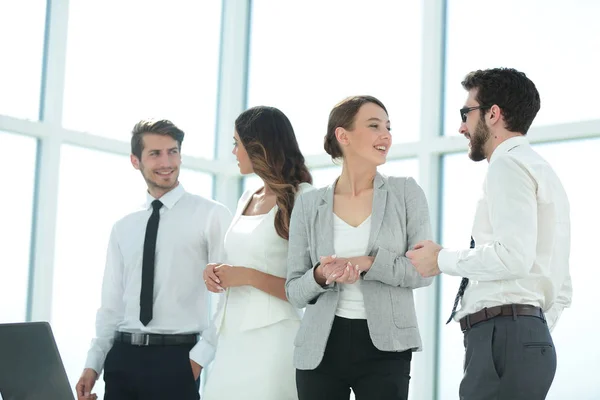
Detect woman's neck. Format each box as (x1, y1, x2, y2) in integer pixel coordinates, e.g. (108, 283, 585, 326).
(336, 160, 376, 196)
(259, 181, 275, 197)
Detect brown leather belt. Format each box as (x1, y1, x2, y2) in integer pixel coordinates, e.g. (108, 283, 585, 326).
(114, 332, 199, 346)
(459, 304, 545, 332)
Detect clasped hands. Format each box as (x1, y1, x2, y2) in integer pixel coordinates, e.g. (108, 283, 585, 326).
(316, 255, 369, 285)
(203, 263, 252, 293)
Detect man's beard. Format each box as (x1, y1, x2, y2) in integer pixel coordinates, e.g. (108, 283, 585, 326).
(141, 167, 179, 191)
(468, 118, 491, 162)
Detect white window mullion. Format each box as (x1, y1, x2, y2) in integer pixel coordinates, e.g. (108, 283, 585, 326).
(28, 0, 70, 322)
(212, 0, 252, 211)
(411, 0, 446, 398)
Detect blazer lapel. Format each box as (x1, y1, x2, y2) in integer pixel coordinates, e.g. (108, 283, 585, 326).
(367, 173, 387, 254)
(317, 182, 335, 258)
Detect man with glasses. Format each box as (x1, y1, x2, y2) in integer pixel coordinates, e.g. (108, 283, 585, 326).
(406, 68, 572, 399)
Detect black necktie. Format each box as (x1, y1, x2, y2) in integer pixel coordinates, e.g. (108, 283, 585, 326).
(446, 236, 475, 324)
(140, 199, 163, 326)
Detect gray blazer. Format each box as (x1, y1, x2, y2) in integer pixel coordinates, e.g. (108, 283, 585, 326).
(285, 173, 434, 370)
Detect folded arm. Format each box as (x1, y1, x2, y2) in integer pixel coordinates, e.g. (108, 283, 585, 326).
(285, 195, 336, 308)
(363, 177, 434, 288)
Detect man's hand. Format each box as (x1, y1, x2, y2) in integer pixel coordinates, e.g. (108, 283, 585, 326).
(405, 240, 443, 278)
(214, 264, 252, 288)
(190, 359, 203, 380)
(75, 368, 98, 399)
(204, 263, 225, 293)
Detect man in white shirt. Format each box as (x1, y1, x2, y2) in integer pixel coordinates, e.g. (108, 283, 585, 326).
(406, 68, 571, 400)
(75, 119, 232, 400)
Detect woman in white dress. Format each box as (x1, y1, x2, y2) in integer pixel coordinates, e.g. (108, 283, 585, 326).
(201, 106, 313, 400)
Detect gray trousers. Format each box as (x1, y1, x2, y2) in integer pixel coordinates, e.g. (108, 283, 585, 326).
(459, 315, 556, 400)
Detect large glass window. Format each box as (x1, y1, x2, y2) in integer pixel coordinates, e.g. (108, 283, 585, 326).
(242, 174, 262, 194)
(51, 145, 213, 397)
(379, 159, 420, 184)
(437, 140, 600, 399)
(533, 139, 600, 399)
(180, 169, 213, 199)
(247, 0, 422, 155)
(62, 0, 223, 159)
(0, 1, 46, 119)
(444, 0, 600, 136)
(310, 158, 420, 189)
(0, 132, 37, 322)
(243, 158, 419, 193)
(310, 166, 341, 190)
(437, 152, 488, 398)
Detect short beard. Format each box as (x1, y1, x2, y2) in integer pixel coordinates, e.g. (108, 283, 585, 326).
(468, 118, 491, 162)
(140, 165, 179, 192)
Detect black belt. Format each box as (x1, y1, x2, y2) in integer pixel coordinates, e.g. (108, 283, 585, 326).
(114, 331, 199, 346)
(460, 304, 545, 332)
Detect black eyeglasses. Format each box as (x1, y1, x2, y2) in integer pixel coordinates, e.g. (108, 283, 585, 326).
(460, 105, 489, 123)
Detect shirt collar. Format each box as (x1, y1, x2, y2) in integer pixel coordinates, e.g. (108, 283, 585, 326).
(144, 183, 186, 210)
(489, 135, 529, 163)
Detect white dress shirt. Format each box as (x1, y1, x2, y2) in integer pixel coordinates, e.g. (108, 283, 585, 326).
(84, 183, 232, 374)
(438, 136, 572, 331)
(333, 214, 371, 319)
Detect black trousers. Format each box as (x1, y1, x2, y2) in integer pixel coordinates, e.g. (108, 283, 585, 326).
(296, 316, 412, 400)
(460, 315, 556, 400)
(103, 341, 200, 400)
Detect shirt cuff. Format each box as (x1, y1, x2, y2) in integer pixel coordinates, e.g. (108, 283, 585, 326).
(189, 339, 216, 368)
(84, 351, 105, 376)
(438, 249, 460, 276)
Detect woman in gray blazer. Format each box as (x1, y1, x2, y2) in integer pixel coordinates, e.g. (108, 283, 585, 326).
(285, 95, 434, 400)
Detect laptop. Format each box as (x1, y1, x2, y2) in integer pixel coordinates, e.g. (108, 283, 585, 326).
(0, 322, 74, 400)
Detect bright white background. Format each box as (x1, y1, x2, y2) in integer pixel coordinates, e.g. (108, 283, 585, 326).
(0, 0, 598, 399)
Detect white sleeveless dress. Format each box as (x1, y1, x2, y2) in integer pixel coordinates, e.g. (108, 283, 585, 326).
(203, 183, 314, 400)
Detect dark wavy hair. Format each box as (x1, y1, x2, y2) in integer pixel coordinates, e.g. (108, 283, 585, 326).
(235, 106, 312, 240)
(461, 68, 540, 134)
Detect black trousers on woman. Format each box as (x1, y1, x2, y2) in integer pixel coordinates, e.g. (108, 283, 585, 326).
(296, 316, 412, 400)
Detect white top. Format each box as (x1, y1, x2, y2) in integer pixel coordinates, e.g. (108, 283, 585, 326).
(438, 136, 572, 331)
(333, 214, 371, 319)
(208, 182, 315, 336)
(84, 184, 232, 373)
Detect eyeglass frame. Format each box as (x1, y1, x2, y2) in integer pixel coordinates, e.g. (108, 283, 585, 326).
(459, 105, 491, 123)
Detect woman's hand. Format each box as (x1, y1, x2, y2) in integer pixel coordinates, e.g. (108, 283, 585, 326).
(204, 263, 225, 293)
(214, 264, 254, 288)
(319, 255, 361, 285)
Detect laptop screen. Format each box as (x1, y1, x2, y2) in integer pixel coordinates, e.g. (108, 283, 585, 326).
(0, 322, 74, 400)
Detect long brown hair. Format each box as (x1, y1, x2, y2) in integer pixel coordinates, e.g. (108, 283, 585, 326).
(235, 106, 312, 240)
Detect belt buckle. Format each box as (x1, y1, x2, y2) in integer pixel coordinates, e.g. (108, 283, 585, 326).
(131, 333, 150, 346)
